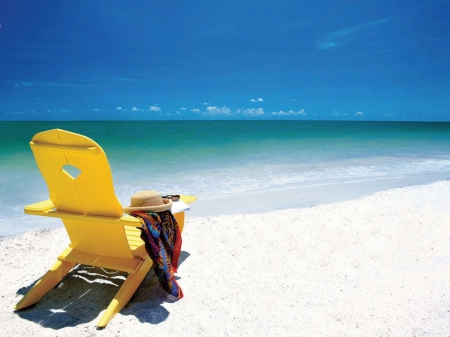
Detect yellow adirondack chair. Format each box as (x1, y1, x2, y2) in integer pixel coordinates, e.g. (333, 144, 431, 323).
(14, 129, 197, 327)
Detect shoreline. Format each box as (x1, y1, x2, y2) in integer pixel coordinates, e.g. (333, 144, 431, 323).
(187, 171, 450, 218)
(2, 171, 449, 238)
(1, 180, 450, 335)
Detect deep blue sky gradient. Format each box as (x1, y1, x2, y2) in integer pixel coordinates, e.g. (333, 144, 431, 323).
(1, 1, 449, 120)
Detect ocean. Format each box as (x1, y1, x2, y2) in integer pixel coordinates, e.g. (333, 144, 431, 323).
(1, 120, 450, 237)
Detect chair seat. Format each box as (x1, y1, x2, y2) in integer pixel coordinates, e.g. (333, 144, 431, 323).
(58, 247, 144, 274)
(125, 226, 147, 259)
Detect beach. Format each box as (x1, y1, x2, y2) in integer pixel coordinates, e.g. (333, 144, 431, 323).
(2, 180, 450, 336)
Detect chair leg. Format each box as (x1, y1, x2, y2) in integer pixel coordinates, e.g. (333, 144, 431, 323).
(174, 211, 185, 233)
(96, 257, 152, 328)
(15, 260, 76, 310)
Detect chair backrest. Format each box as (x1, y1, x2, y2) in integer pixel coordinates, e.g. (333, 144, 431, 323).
(30, 129, 134, 258)
(30, 129, 122, 217)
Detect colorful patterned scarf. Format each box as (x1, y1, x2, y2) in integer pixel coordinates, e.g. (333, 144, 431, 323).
(131, 210, 183, 298)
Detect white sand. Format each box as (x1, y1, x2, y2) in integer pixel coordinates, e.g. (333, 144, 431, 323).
(1, 181, 450, 336)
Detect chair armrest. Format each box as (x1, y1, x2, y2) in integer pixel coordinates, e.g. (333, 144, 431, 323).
(24, 199, 55, 215)
(25, 201, 141, 227)
(180, 195, 198, 203)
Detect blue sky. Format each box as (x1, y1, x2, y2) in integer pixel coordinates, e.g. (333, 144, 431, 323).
(1, 0, 449, 121)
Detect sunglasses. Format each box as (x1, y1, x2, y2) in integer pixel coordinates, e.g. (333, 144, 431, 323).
(162, 195, 180, 201)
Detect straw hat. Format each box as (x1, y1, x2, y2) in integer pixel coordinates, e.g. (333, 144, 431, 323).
(123, 190, 172, 213)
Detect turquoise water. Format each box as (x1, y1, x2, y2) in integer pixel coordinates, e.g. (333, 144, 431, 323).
(1, 121, 450, 236)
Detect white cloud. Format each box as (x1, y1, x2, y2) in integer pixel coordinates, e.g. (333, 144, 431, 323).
(331, 111, 348, 116)
(14, 81, 34, 87)
(191, 108, 201, 113)
(115, 77, 144, 83)
(11, 81, 98, 88)
(316, 18, 390, 50)
(149, 105, 161, 112)
(131, 107, 139, 111)
(203, 102, 211, 105)
(181, 107, 187, 110)
(203, 106, 232, 116)
(271, 109, 306, 116)
(243, 108, 265, 116)
(250, 98, 264, 102)
(166, 111, 182, 116)
(116, 106, 122, 110)
(355, 111, 365, 116)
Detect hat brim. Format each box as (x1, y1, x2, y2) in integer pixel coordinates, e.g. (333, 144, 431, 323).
(122, 198, 172, 214)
